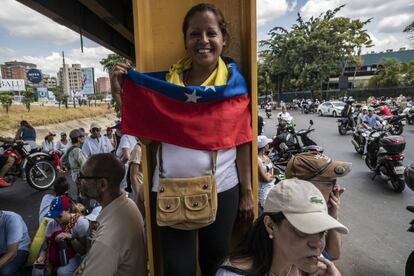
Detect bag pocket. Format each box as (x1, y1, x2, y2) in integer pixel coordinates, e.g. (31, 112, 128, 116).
(184, 194, 210, 221)
(157, 196, 182, 224)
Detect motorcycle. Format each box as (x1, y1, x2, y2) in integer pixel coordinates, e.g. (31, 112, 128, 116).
(269, 120, 324, 171)
(405, 205, 414, 276)
(351, 127, 369, 154)
(402, 104, 414, 125)
(2, 142, 57, 190)
(364, 129, 406, 193)
(265, 108, 272, 119)
(337, 114, 357, 135)
(382, 114, 407, 135)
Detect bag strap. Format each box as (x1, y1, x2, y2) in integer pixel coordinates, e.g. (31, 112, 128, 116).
(158, 143, 217, 178)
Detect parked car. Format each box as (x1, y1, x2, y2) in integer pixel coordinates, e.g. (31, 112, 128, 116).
(317, 101, 346, 117)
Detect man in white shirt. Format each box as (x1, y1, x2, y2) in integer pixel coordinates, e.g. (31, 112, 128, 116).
(116, 133, 138, 190)
(82, 123, 113, 157)
(277, 105, 293, 123)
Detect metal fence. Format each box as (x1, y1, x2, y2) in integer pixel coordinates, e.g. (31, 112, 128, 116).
(273, 87, 414, 102)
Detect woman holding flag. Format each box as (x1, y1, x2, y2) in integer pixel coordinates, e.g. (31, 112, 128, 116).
(111, 3, 253, 275)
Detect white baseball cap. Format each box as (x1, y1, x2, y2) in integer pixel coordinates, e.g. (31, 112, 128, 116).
(258, 135, 272, 149)
(264, 178, 349, 234)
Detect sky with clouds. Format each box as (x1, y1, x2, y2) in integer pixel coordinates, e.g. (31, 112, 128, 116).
(0, 0, 413, 80)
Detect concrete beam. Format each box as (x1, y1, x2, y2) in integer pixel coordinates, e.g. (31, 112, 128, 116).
(16, 0, 135, 61)
(79, 0, 134, 43)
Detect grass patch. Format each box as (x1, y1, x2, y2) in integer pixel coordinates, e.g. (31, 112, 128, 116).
(0, 104, 115, 132)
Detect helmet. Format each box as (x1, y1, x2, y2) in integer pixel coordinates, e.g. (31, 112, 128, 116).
(278, 120, 287, 129)
(405, 163, 414, 191)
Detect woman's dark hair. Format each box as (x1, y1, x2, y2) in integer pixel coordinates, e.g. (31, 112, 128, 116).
(20, 120, 34, 129)
(53, 176, 69, 196)
(224, 212, 286, 276)
(182, 3, 229, 41)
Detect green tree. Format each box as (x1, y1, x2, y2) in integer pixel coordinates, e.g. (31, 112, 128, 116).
(259, 5, 372, 94)
(401, 60, 414, 87)
(404, 21, 414, 43)
(367, 58, 402, 88)
(51, 87, 68, 109)
(0, 92, 14, 113)
(100, 53, 131, 72)
(21, 87, 35, 112)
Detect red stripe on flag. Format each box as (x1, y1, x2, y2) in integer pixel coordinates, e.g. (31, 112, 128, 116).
(121, 80, 252, 150)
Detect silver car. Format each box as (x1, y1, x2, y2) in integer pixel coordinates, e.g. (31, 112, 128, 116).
(317, 101, 346, 117)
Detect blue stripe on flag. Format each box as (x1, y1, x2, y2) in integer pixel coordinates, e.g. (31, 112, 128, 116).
(126, 59, 248, 103)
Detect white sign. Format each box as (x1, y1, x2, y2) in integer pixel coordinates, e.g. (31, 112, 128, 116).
(0, 79, 25, 91)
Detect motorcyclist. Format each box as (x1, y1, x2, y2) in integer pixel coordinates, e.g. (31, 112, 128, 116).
(378, 103, 392, 117)
(277, 105, 293, 123)
(362, 107, 383, 129)
(357, 106, 368, 126)
(0, 136, 16, 187)
(265, 102, 272, 118)
(341, 98, 355, 128)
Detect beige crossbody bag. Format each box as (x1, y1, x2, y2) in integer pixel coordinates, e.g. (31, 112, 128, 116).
(156, 144, 218, 230)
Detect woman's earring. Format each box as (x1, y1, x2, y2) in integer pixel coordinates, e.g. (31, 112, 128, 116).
(269, 234, 274, 239)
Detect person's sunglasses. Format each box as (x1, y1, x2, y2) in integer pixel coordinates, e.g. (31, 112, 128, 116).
(77, 172, 107, 183)
(91, 128, 101, 132)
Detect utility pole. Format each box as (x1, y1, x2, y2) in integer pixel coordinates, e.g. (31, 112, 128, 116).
(62, 51, 70, 96)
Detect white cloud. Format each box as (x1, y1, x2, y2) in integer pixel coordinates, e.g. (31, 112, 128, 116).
(298, 0, 414, 51)
(300, 0, 414, 22)
(377, 14, 412, 33)
(0, 0, 78, 44)
(257, 0, 289, 27)
(363, 32, 410, 53)
(4, 46, 113, 79)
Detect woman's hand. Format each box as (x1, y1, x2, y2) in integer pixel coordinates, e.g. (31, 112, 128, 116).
(110, 63, 129, 107)
(308, 257, 342, 276)
(239, 189, 254, 223)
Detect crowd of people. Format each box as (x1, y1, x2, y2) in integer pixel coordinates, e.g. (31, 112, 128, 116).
(0, 3, 356, 276)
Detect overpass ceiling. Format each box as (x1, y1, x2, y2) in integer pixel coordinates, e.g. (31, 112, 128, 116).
(16, 0, 135, 61)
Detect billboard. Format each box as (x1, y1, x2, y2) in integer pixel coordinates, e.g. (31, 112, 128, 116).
(80, 67, 95, 95)
(0, 79, 25, 91)
(27, 69, 42, 84)
(36, 87, 49, 102)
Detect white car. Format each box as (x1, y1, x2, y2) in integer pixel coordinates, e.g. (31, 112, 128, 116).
(317, 101, 346, 117)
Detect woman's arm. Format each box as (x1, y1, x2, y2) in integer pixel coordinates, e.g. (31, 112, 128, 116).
(110, 63, 152, 146)
(258, 165, 274, 183)
(14, 128, 21, 141)
(236, 143, 254, 222)
(110, 63, 129, 109)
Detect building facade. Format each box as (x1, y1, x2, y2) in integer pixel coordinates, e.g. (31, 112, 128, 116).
(57, 64, 82, 95)
(0, 61, 37, 83)
(40, 74, 57, 89)
(328, 48, 414, 89)
(96, 76, 110, 93)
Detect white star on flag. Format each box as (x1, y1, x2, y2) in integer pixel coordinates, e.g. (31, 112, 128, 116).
(204, 86, 216, 92)
(185, 90, 202, 103)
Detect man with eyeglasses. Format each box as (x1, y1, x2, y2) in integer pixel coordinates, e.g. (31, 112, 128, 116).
(284, 151, 351, 261)
(81, 123, 113, 158)
(74, 153, 146, 276)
